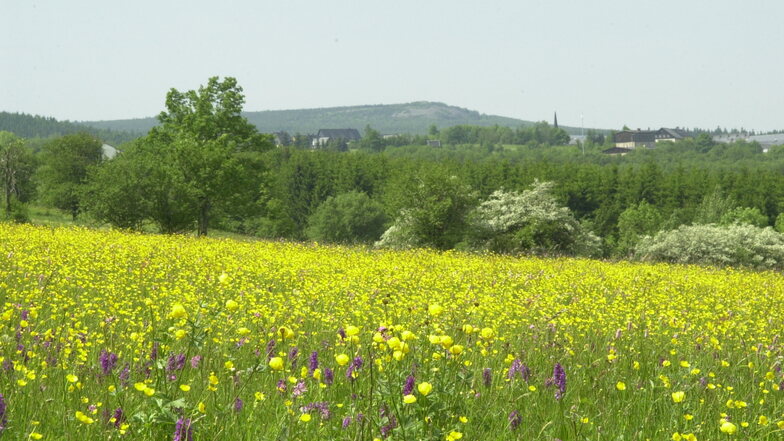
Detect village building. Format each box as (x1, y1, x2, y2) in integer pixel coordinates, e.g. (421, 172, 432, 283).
(312, 129, 361, 147)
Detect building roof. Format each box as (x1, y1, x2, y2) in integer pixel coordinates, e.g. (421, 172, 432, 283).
(602, 147, 633, 155)
(316, 129, 361, 140)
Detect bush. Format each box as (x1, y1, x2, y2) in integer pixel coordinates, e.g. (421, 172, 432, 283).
(466, 181, 600, 256)
(616, 201, 662, 256)
(306, 191, 388, 244)
(635, 223, 784, 270)
(378, 172, 476, 250)
(4, 199, 30, 224)
(719, 207, 768, 227)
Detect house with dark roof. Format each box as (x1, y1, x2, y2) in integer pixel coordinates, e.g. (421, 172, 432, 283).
(312, 128, 361, 147)
(612, 128, 689, 149)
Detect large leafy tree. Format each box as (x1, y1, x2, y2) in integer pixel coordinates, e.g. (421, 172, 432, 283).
(38, 132, 103, 220)
(85, 77, 273, 235)
(0, 131, 36, 216)
(151, 76, 273, 235)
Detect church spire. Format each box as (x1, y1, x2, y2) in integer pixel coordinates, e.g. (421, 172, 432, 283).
(553, 112, 558, 129)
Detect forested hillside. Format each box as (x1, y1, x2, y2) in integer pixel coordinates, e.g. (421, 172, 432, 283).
(0, 112, 139, 146)
(81, 102, 589, 135)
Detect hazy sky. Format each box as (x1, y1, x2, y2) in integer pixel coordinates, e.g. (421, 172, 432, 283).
(2, 0, 782, 131)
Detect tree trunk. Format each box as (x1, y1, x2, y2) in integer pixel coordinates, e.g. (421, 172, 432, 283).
(198, 200, 210, 236)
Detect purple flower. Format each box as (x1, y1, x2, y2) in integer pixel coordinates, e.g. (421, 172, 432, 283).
(234, 397, 244, 412)
(0, 394, 7, 432)
(380, 414, 398, 438)
(111, 407, 124, 428)
(288, 347, 299, 369)
(190, 355, 202, 369)
(99, 350, 118, 376)
(403, 375, 415, 395)
(300, 401, 331, 419)
(276, 379, 287, 393)
(324, 367, 334, 385)
(265, 339, 276, 360)
(508, 410, 521, 430)
(167, 353, 186, 372)
(553, 363, 566, 400)
(150, 342, 159, 361)
(338, 328, 346, 340)
(309, 351, 319, 374)
(342, 416, 352, 428)
(292, 381, 307, 397)
(172, 417, 193, 441)
(483, 368, 492, 388)
(507, 359, 531, 382)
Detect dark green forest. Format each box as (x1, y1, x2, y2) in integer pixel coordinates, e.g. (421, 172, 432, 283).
(0, 112, 140, 146)
(4, 77, 784, 268)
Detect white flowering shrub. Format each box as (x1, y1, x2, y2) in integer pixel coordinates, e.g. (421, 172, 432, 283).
(467, 181, 601, 256)
(635, 223, 784, 270)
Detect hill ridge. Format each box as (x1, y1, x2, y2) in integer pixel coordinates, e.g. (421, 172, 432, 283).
(80, 101, 586, 136)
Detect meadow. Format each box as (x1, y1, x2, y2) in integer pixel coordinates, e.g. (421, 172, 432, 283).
(0, 223, 782, 440)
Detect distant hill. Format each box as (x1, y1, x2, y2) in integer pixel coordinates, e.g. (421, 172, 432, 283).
(0, 112, 139, 145)
(82, 102, 586, 135)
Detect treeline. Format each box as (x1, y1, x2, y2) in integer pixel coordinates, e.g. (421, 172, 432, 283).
(5, 77, 784, 269)
(0, 112, 140, 146)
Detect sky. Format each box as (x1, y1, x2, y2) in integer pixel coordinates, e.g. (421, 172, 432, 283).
(2, 0, 783, 131)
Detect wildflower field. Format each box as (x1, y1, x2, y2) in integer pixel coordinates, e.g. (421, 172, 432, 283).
(0, 224, 783, 440)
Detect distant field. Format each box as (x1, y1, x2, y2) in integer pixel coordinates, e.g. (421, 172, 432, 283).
(0, 224, 782, 440)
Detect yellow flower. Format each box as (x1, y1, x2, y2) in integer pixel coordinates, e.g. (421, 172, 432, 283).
(279, 326, 295, 340)
(179, 384, 191, 392)
(75, 411, 95, 424)
(299, 413, 312, 422)
(209, 372, 219, 385)
(335, 354, 350, 366)
(758, 415, 768, 426)
(345, 325, 360, 336)
(169, 303, 187, 320)
(224, 360, 235, 370)
(459, 416, 468, 423)
(616, 382, 626, 391)
(418, 382, 433, 396)
(446, 431, 463, 441)
(671, 391, 685, 403)
(29, 433, 43, 440)
(403, 394, 417, 404)
(225, 299, 239, 312)
(198, 402, 206, 413)
(269, 357, 284, 371)
(719, 421, 737, 435)
(428, 304, 443, 316)
(66, 374, 78, 383)
(480, 327, 495, 339)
